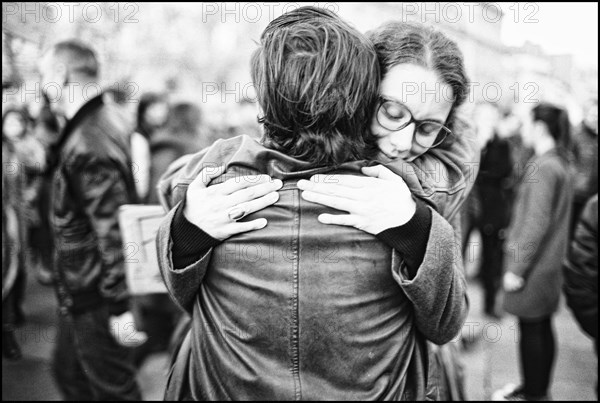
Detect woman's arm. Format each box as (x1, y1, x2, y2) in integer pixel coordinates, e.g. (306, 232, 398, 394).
(395, 210, 469, 344)
(156, 146, 282, 312)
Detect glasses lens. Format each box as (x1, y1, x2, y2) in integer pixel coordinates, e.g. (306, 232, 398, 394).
(377, 101, 412, 131)
(415, 123, 451, 148)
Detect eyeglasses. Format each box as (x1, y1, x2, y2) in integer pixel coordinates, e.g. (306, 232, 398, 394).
(376, 98, 452, 149)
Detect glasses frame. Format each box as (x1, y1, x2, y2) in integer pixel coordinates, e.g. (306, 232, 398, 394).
(376, 98, 453, 149)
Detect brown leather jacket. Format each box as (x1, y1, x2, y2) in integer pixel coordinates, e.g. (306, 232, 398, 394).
(50, 94, 138, 315)
(157, 135, 468, 400)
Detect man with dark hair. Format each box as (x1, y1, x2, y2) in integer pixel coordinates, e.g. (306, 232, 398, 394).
(39, 39, 141, 400)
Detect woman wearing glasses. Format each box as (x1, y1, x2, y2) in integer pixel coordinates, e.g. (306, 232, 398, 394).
(298, 20, 473, 236)
(158, 11, 475, 400)
(296, 21, 475, 400)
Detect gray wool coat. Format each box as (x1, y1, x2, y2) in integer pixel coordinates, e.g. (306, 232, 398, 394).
(503, 149, 573, 319)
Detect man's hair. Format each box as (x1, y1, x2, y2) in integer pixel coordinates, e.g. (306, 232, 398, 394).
(367, 22, 469, 132)
(251, 6, 380, 166)
(49, 40, 99, 79)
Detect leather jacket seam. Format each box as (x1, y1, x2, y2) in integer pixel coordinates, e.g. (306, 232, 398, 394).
(290, 188, 302, 400)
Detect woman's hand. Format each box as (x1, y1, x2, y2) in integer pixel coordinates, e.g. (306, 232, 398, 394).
(184, 166, 283, 241)
(503, 272, 525, 292)
(297, 165, 415, 235)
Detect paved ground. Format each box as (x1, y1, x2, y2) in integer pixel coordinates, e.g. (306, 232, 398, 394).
(3, 257, 597, 400)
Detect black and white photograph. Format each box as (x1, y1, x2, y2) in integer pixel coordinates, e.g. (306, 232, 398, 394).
(2, 2, 598, 401)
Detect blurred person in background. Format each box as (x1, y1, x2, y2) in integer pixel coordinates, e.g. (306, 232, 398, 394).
(461, 102, 496, 263)
(570, 100, 598, 238)
(498, 108, 533, 187)
(2, 107, 28, 360)
(147, 101, 204, 204)
(131, 92, 169, 202)
(2, 107, 48, 321)
(132, 101, 203, 366)
(474, 103, 515, 318)
(30, 93, 63, 285)
(136, 92, 169, 142)
(494, 103, 573, 401)
(223, 97, 262, 140)
(562, 193, 598, 396)
(39, 39, 142, 400)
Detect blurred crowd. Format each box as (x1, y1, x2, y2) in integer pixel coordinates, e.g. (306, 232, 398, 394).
(2, 37, 598, 401)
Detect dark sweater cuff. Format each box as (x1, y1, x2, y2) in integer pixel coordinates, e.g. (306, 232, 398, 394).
(171, 201, 221, 270)
(376, 199, 432, 279)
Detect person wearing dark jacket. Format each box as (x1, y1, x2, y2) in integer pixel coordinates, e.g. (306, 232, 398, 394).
(39, 40, 141, 400)
(476, 129, 514, 317)
(494, 104, 573, 401)
(570, 101, 598, 238)
(2, 127, 26, 360)
(563, 194, 598, 343)
(563, 193, 598, 396)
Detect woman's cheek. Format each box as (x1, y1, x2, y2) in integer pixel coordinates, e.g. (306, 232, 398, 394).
(376, 136, 389, 151)
(408, 145, 427, 161)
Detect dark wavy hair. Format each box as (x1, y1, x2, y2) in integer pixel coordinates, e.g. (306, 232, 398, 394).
(532, 103, 571, 152)
(137, 92, 167, 140)
(251, 6, 380, 166)
(366, 22, 470, 134)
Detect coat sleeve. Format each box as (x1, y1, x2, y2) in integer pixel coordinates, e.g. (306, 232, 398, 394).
(392, 208, 469, 345)
(563, 195, 598, 339)
(503, 162, 557, 279)
(156, 201, 214, 313)
(155, 139, 237, 312)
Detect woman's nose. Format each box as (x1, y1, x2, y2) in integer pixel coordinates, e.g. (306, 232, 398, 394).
(389, 124, 415, 152)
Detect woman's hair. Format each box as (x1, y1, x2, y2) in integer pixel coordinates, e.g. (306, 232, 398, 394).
(366, 21, 470, 133)
(251, 6, 380, 166)
(532, 102, 571, 150)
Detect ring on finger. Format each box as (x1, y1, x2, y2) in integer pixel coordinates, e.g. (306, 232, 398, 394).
(227, 205, 247, 221)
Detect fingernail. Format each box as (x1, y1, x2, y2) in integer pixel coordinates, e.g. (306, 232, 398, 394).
(297, 179, 312, 189)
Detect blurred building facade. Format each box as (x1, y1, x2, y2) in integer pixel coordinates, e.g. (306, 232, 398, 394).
(2, 2, 598, 125)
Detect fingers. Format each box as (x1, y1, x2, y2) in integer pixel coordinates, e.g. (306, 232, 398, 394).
(300, 190, 356, 213)
(189, 165, 226, 190)
(361, 165, 403, 182)
(228, 179, 283, 205)
(297, 179, 363, 200)
(237, 191, 280, 216)
(308, 174, 366, 188)
(230, 218, 268, 234)
(219, 174, 278, 195)
(318, 213, 359, 227)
